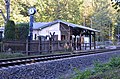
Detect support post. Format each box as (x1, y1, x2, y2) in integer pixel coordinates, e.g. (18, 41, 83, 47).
(27, 36, 31, 55)
(89, 31, 92, 50)
(93, 32, 96, 49)
(79, 35, 81, 50)
(75, 36, 77, 50)
(49, 37, 52, 53)
(26, 39, 28, 55)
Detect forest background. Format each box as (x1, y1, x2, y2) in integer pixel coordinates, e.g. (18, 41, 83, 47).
(0, 0, 119, 41)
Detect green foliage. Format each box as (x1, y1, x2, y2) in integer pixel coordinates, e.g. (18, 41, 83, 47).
(4, 21, 29, 40)
(0, 0, 118, 41)
(0, 53, 26, 59)
(91, 0, 113, 41)
(0, 0, 84, 25)
(94, 61, 112, 74)
(90, 57, 120, 79)
(93, 57, 120, 75)
(111, 0, 120, 12)
(15, 23, 29, 40)
(114, 14, 120, 38)
(4, 20, 16, 40)
(108, 57, 120, 68)
(72, 57, 120, 79)
(73, 68, 91, 79)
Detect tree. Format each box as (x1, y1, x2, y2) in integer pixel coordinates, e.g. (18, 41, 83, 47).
(35, 0, 84, 24)
(111, 0, 120, 12)
(89, 0, 115, 41)
(0, 0, 84, 26)
(4, 20, 15, 40)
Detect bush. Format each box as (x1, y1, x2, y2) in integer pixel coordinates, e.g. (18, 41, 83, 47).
(72, 57, 120, 79)
(4, 20, 16, 40)
(108, 57, 120, 68)
(15, 23, 29, 40)
(72, 68, 92, 79)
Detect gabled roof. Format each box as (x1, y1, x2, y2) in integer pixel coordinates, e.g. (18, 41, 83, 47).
(33, 19, 99, 32)
(33, 22, 50, 29)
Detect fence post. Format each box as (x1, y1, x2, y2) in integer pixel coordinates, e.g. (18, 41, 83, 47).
(38, 36, 42, 54)
(26, 39, 28, 55)
(58, 41, 59, 50)
(49, 37, 52, 53)
(2, 41, 5, 52)
(0, 41, 2, 52)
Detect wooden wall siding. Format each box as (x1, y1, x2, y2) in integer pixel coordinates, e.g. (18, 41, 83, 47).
(60, 23, 72, 41)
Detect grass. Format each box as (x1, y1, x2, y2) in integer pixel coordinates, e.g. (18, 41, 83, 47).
(0, 53, 26, 59)
(89, 68, 120, 79)
(72, 57, 120, 79)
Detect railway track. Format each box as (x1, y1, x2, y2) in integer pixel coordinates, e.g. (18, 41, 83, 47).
(0, 48, 120, 68)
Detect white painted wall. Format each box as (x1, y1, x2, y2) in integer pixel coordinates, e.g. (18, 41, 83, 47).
(33, 30, 39, 40)
(33, 23, 61, 40)
(84, 37, 89, 43)
(0, 27, 5, 38)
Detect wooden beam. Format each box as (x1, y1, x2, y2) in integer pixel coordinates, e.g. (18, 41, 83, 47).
(93, 32, 96, 49)
(79, 33, 82, 50)
(89, 32, 92, 50)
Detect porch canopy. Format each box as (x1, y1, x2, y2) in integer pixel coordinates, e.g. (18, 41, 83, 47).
(54, 20, 100, 50)
(58, 20, 99, 32)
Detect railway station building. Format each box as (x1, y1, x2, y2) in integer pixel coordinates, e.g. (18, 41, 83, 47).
(33, 19, 99, 50)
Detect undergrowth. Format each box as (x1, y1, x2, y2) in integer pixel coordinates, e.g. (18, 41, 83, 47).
(72, 56, 120, 79)
(0, 53, 26, 59)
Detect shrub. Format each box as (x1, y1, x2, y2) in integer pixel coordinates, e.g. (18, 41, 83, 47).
(4, 20, 16, 40)
(108, 57, 120, 68)
(72, 57, 120, 79)
(15, 23, 29, 40)
(73, 68, 92, 79)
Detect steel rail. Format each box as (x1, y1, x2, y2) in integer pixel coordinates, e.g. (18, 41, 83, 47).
(0, 49, 120, 68)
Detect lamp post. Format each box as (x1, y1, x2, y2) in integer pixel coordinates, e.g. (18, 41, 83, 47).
(28, 7, 36, 40)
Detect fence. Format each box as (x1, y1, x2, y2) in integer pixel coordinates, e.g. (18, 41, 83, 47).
(0, 40, 71, 55)
(0, 39, 96, 55)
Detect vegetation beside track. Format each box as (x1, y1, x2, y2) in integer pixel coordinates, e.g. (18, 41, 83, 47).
(72, 57, 120, 79)
(0, 53, 26, 59)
